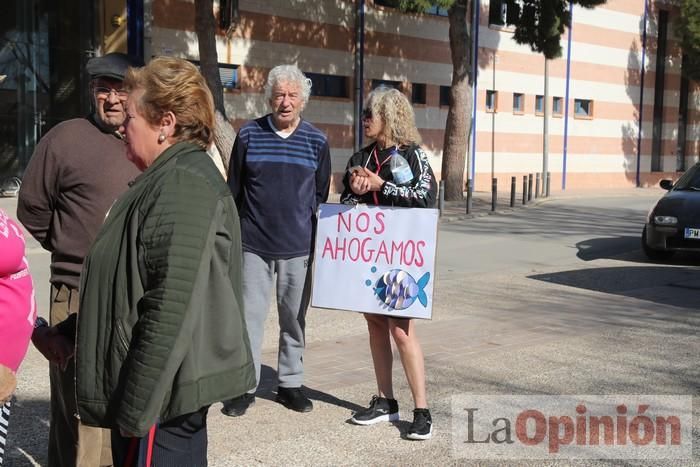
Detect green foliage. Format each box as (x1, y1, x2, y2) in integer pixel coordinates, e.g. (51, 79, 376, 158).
(508, 0, 606, 59)
(400, 0, 605, 59)
(397, 0, 456, 14)
(677, 0, 700, 80)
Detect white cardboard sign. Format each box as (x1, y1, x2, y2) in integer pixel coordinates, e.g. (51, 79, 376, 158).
(311, 203, 438, 319)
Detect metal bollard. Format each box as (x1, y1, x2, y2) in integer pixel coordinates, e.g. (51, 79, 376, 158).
(438, 180, 445, 216)
(510, 176, 516, 207)
(466, 179, 472, 214)
(522, 175, 527, 205)
(535, 173, 540, 199)
(527, 174, 533, 202)
(546, 172, 551, 197)
(491, 178, 497, 212)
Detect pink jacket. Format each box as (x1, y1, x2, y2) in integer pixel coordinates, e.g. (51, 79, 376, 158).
(0, 209, 36, 372)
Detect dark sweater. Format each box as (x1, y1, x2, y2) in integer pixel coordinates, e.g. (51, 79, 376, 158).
(228, 116, 331, 259)
(17, 116, 139, 289)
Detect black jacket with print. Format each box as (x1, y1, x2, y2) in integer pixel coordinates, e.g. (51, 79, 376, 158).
(340, 143, 437, 208)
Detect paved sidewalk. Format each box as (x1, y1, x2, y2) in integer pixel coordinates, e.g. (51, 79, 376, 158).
(4, 186, 693, 467)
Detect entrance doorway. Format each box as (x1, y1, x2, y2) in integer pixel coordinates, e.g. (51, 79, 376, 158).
(0, 0, 95, 189)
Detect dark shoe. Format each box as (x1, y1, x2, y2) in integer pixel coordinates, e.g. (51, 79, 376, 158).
(406, 408, 433, 440)
(350, 395, 399, 425)
(275, 387, 313, 413)
(221, 393, 255, 417)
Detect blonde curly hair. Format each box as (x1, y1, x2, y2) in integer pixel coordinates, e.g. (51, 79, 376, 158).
(366, 86, 422, 146)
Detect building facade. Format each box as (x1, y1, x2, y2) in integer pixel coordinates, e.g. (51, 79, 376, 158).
(2, 0, 697, 194)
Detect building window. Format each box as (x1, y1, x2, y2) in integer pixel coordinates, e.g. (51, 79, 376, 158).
(190, 61, 239, 90)
(371, 79, 401, 90)
(512, 92, 524, 113)
(489, 0, 520, 26)
(411, 83, 426, 104)
(306, 73, 349, 98)
(440, 85, 451, 106)
(425, 5, 449, 16)
(552, 96, 563, 116)
(219, 65, 239, 90)
(574, 99, 593, 118)
(374, 0, 400, 8)
(535, 95, 544, 115)
(376, 0, 447, 16)
(486, 90, 498, 112)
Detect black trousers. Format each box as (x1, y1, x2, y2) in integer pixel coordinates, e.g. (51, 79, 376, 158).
(111, 406, 209, 467)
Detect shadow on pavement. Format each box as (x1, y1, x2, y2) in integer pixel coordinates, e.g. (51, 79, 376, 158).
(257, 365, 363, 412)
(529, 266, 700, 310)
(575, 236, 641, 261)
(4, 398, 50, 467)
(302, 387, 364, 412)
(576, 236, 700, 265)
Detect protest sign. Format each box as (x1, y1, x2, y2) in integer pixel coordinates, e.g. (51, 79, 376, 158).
(312, 203, 438, 319)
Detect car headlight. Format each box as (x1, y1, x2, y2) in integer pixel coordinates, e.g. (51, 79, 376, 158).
(654, 215, 678, 225)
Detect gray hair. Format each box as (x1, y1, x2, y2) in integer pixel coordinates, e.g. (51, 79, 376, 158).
(264, 65, 312, 104)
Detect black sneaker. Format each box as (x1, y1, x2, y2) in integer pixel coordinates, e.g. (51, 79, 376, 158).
(221, 393, 255, 417)
(350, 395, 399, 425)
(406, 408, 433, 440)
(275, 387, 313, 413)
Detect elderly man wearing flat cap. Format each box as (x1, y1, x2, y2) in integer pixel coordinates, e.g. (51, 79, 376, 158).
(17, 52, 142, 467)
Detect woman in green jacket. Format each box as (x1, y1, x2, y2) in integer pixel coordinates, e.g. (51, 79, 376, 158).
(74, 57, 255, 466)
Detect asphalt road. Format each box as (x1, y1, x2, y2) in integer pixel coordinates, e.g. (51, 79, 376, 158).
(2, 192, 698, 466)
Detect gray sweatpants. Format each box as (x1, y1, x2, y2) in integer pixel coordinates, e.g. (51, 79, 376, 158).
(243, 252, 311, 389)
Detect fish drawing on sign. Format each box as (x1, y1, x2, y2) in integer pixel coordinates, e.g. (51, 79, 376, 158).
(373, 269, 430, 310)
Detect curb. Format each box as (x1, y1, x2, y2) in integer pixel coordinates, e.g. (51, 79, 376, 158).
(439, 195, 552, 223)
(438, 188, 662, 223)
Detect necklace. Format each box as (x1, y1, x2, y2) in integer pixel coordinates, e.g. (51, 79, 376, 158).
(369, 143, 396, 205)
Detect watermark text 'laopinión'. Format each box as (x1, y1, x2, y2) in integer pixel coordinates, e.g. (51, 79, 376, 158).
(451, 395, 692, 459)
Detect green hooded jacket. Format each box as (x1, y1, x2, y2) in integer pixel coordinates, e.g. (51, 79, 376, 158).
(76, 142, 255, 436)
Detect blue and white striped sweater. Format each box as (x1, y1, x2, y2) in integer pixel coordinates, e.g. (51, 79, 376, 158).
(228, 116, 331, 259)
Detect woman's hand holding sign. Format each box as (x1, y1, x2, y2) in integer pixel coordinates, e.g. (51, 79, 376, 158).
(350, 167, 384, 195)
(349, 169, 371, 195)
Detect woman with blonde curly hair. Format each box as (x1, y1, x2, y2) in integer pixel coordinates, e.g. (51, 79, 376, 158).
(341, 86, 437, 440)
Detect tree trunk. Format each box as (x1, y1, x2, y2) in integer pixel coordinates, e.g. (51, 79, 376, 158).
(194, 0, 227, 118)
(194, 0, 236, 173)
(442, 0, 472, 201)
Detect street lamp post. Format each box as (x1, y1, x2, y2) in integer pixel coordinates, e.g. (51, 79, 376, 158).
(542, 58, 549, 196)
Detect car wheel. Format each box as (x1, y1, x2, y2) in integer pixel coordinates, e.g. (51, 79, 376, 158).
(641, 226, 675, 261)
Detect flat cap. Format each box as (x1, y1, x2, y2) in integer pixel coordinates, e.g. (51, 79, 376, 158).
(86, 53, 144, 80)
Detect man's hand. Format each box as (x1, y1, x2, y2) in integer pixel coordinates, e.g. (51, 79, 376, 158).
(32, 326, 75, 370)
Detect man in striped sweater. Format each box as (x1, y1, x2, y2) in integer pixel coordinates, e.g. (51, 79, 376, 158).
(223, 65, 331, 416)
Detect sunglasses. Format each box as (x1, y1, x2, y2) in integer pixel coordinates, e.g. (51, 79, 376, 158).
(94, 87, 129, 100)
(361, 108, 372, 120)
